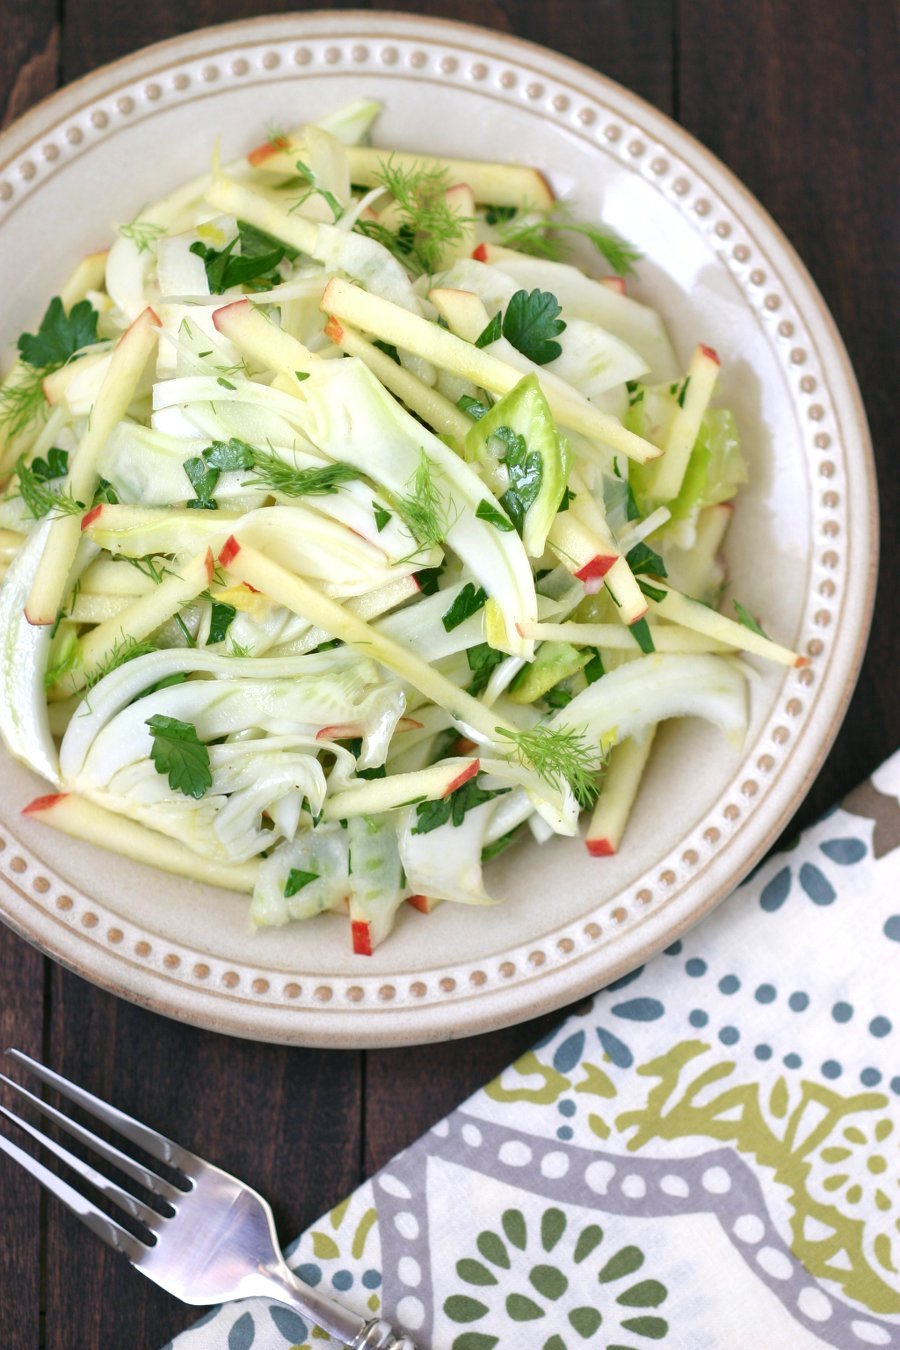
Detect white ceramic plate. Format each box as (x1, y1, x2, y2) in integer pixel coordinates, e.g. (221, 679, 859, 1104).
(0, 13, 876, 1046)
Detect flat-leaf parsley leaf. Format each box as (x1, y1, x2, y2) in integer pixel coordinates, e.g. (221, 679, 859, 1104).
(145, 714, 212, 799)
(17, 297, 99, 369)
(500, 289, 566, 365)
(411, 774, 510, 835)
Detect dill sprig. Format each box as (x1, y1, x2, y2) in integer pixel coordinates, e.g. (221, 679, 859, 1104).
(226, 640, 253, 658)
(496, 722, 601, 807)
(0, 367, 48, 441)
(357, 157, 473, 275)
(243, 450, 360, 498)
(499, 202, 642, 276)
(395, 450, 454, 549)
(291, 157, 344, 223)
(84, 634, 159, 692)
(116, 554, 171, 584)
(119, 217, 166, 254)
(44, 631, 82, 691)
(15, 454, 84, 519)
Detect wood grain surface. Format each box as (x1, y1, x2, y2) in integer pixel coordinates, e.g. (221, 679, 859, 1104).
(0, 3, 896, 1346)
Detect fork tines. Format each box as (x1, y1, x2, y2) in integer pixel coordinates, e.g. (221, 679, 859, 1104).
(0, 1049, 191, 1258)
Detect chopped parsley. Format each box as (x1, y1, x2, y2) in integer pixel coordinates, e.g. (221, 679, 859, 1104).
(543, 682, 573, 709)
(207, 601, 237, 645)
(29, 446, 69, 481)
(411, 774, 510, 835)
(145, 714, 212, 800)
(733, 599, 769, 638)
(189, 223, 287, 293)
(490, 425, 543, 534)
(629, 618, 656, 654)
(457, 394, 491, 421)
(442, 583, 488, 632)
(414, 561, 445, 595)
(481, 827, 522, 861)
(17, 297, 99, 369)
(203, 438, 255, 472)
(185, 437, 360, 502)
(284, 868, 319, 897)
(636, 578, 667, 604)
(625, 541, 667, 578)
(477, 289, 566, 365)
(183, 456, 219, 510)
(475, 498, 515, 532)
(583, 648, 605, 685)
(474, 312, 501, 348)
(466, 642, 504, 695)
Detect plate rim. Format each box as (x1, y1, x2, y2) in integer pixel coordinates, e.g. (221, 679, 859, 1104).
(0, 10, 878, 1046)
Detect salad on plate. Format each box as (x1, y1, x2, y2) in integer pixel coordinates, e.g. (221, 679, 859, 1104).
(0, 100, 804, 954)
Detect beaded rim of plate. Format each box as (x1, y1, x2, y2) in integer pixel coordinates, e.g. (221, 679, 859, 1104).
(0, 15, 875, 1044)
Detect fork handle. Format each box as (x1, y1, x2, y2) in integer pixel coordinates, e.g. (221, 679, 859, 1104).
(262, 1266, 420, 1350)
(352, 1322, 419, 1350)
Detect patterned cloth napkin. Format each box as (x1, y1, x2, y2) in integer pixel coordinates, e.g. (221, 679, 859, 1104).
(170, 754, 900, 1350)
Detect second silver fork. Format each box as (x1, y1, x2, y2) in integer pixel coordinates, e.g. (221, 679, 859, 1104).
(0, 1050, 418, 1350)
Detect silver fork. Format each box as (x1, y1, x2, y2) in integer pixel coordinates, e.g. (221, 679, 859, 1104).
(0, 1049, 418, 1349)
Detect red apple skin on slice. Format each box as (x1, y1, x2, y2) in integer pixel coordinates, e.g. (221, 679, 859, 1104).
(22, 793, 70, 817)
(212, 298, 251, 335)
(585, 836, 616, 857)
(574, 554, 617, 584)
(351, 919, 373, 956)
(407, 894, 440, 914)
(442, 759, 479, 796)
(247, 137, 290, 167)
(218, 535, 242, 568)
(316, 724, 362, 742)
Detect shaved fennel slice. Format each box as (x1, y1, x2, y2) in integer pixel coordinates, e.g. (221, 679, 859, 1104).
(296, 358, 538, 655)
(235, 504, 426, 595)
(94, 739, 333, 862)
(58, 648, 403, 782)
(398, 798, 508, 907)
(485, 253, 680, 384)
(251, 825, 350, 927)
(552, 652, 748, 749)
(347, 814, 406, 954)
(0, 522, 59, 783)
(61, 655, 403, 861)
(477, 757, 579, 837)
(438, 257, 649, 396)
(385, 705, 457, 775)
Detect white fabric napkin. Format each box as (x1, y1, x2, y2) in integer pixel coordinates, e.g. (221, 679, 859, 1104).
(169, 753, 900, 1350)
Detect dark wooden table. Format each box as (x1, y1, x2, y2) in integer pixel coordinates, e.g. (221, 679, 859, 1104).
(1, 3, 896, 1346)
